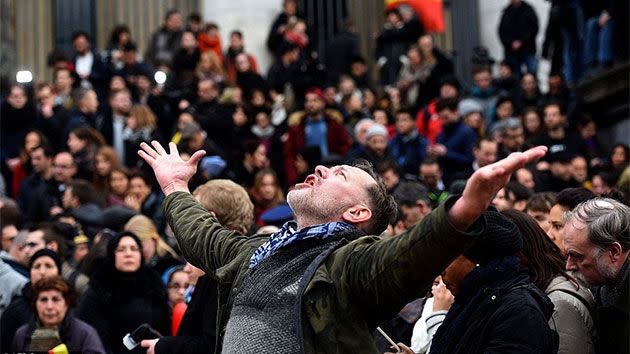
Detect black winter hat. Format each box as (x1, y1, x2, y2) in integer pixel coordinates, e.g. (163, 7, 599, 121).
(464, 210, 522, 264)
(29, 248, 63, 274)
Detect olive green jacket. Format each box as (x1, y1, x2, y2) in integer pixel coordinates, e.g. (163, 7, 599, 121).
(163, 192, 484, 353)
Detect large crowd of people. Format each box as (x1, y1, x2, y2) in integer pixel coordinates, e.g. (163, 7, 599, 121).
(0, 0, 628, 353)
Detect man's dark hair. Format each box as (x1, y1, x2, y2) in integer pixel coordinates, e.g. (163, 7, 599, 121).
(593, 171, 617, 188)
(68, 179, 96, 205)
(395, 108, 416, 120)
(231, 30, 243, 39)
(392, 182, 431, 207)
(420, 158, 439, 167)
(71, 31, 90, 42)
(436, 97, 459, 113)
(526, 192, 557, 213)
(164, 8, 180, 21)
(188, 12, 201, 23)
(206, 22, 219, 31)
(30, 223, 68, 259)
(556, 188, 596, 210)
(31, 144, 55, 158)
(0, 205, 22, 230)
(542, 100, 566, 116)
(129, 171, 151, 186)
(505, 181, 532, 202)
(122, 41, 138, 52)
(279, 42, 300, 55)
(472, 65, 492, 76)
(352, 159, 397, 234)
(351, 55, 366, 65)
(376, 160, 401, 176)
(474, 137, 496, 149)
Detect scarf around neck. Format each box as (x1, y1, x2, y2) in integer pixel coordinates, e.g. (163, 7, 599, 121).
(249, 221, 355, 268)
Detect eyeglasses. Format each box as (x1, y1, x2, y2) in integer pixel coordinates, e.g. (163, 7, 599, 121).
(53, 164, 73, 169)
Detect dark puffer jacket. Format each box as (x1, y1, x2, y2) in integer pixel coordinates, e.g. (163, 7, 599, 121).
(430, 256, 558, 354)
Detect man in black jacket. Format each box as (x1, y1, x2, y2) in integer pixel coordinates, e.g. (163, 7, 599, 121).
(142, 179, 255, 354)
(430, 210, 557, 354)
(498, 0, 539, 78)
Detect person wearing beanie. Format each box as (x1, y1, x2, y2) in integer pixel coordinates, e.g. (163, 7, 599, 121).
(350, 123, 396, 168)
(457, 98, 485, 137)
(0, 248, 63, 350)
(76, 232, 170, 354)
(429, 210, 557, 354)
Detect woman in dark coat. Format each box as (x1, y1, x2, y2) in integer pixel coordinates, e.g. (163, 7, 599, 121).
(77, 232, 170, 354)
(12, 276, 105, 353)
(429, 211, 557, 354)
(0, 249, 62, 351)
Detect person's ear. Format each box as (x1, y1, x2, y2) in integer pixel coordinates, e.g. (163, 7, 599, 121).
(341, 205, 372, 224)
(46, 241, 59, 253)
(609, 242, 624, 264)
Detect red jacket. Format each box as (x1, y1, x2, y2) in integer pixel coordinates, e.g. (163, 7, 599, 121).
(283, 114, 351, 186)
(416, 99, 443, 144)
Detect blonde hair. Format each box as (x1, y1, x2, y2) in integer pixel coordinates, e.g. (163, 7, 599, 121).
(130, 104, 156, 130)
(193, 179, 254, 234)
(124, 215, 178, 258)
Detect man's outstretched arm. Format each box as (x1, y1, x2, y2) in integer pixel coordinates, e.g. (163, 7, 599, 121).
(338, 146, 548, 318)
(138, 141, 250, 273)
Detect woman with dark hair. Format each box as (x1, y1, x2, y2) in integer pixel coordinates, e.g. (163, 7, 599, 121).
(67, 126, 106, 180)
(12, 276, 105, 353)
(501, 209, 597, 354)
(231, 139, 269, 188)
(1, 249, 62, 351)
(608, 143, 629, 173)
(77, 232, 169, 354)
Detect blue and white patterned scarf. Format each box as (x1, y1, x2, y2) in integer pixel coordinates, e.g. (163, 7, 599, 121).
(249, 221, 356, 268)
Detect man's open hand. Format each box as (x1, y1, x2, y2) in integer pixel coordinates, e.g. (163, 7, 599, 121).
(449, 146, 547, 230)
(138, 141, 205, 196)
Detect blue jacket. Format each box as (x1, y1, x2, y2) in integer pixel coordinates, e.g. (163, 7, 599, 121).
(389, 131, 428, 176)
(436, 120, 476, 183)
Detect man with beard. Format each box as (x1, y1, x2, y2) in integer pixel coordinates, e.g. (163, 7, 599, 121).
(283, 89, 351, 185)
(137, 138, 547, 353)
(534, 101, 586, 159)
(564, 198, 630, 354)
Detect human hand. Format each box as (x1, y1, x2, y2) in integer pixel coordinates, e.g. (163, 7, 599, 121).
(49, 206, 64, 216)
(432, 277, 454, 312)
(432, 144, 447, 157)
(384, 342, 415, 354)
(449, 146, 547, 230)
(41, 104, 54, 118)
(138, 141, 206, 196)
(140, 339, 159, 354)
(124, 194, 141, 212)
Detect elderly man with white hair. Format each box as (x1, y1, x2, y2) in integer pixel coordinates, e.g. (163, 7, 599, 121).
(564, 198, 630, 354)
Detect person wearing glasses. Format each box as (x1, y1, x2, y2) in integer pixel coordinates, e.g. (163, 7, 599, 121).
(77, 232, 169, 354)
